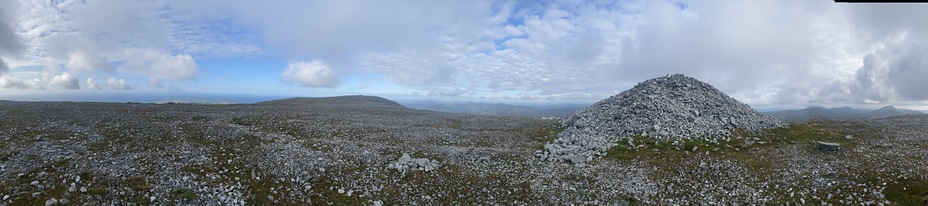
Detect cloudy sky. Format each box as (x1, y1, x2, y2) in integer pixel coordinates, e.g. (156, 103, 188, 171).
(1, 0, 927, 109)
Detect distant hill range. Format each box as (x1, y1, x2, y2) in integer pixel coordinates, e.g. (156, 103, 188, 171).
(256, 95, 407, 108)
(765, 106, 923, 122)
(401, 101, 587, 118)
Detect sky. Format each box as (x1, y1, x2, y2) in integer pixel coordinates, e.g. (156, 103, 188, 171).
(1, 0, 928, 110)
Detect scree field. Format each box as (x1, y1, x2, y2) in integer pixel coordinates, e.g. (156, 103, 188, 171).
(0, 96, 926, 205)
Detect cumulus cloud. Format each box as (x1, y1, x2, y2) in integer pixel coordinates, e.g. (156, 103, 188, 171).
(850, 38, 928, 103)
(49, 72, 80, 89)
(886, 47, 928, 101)
(173, 0, 507, 86)
(623, 0, 834, 99)
(86, 77, 131, 90)
(0, 75, 41, 89)
(0, 1, 24, 75)
(3, 0, 199, 89)
(105, 78, 132, 90)
(119, 48, 198, 81)
(0, 60, 8, 75)
(281, 60, 340, 88)
(44, 34, 115, 73)
(5, 0, 928, 107)
(86, 78, 101, 90)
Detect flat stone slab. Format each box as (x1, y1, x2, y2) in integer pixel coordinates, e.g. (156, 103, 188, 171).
(816, 141, 840, 151)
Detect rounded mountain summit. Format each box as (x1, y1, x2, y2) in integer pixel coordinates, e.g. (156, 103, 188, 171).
(541, 74, 786, 164)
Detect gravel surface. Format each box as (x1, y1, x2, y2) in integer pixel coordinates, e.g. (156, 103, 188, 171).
(0, 96, 926, 205)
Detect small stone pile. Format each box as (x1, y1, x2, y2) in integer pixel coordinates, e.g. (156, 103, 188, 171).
(387, 153, 441, 174)
(540, 74, 786, 163)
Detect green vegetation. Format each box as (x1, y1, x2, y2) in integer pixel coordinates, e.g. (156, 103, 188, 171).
(308, 176, 365, 205)
(87, 141, 109, 152)
(1, 99, 923, 205)
(606, 121, 848, 161)
(173, 188, 197, 200)
(884, 178, 928, 205)
(532, 124, 563, 142)
(531, 124, 564, 151)
(126, 176, 151, 191)
(231, 116, 255, 126)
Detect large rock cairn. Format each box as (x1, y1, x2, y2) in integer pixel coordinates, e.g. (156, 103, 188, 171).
(539, 74, 785, 163)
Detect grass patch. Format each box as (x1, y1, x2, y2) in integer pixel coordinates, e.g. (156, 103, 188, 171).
(231, 116, 254, 126)
(884, 178, 928, 205)
(531, 124, 563, 142)
(606, 121, 847, 160)
(745, 121, 846, 145)
(88, 141, 109, 152)
(604, 136, 683, 161)
(52, 158, 70, 168)
(531, 124, 564, 150)
(0, 151, 14, 162)
(172, 188, 197, 200)
(126, 176, 151, 191)
(604, 122, 848, 172)
(181, 164, 215, 176)
(308, 176, 365, 205)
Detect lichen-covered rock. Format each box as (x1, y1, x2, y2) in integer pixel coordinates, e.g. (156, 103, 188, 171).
(542, 74, 786, 163)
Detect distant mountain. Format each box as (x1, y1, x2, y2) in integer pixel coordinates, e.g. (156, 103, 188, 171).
(256, 95, 407, 108)
(765, 106, 923, 122)
(868, 106, 924, 119)
(401, 101, 587, 118)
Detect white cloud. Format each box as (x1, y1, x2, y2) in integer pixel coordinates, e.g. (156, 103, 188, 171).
(65, 0, 170, 48)
(0, 59, 8, 75)
(86, 77, 101, 90)
(848, 36, 928, 103)
(426, 88, 468, 97)
(3, 0, 199, 88)
(148, 77, 164, 88)
(84, 77, 131, 90)
(0, 1, 25, 75)
(119, 48, 198, 81)
(0, 75, 41, 89)
(105, 78, 132, 90)
(49, 73, 81, 89)
(281, 60, 340, 88)
(48, 72, 79, 89)
(358, 0, 640, 97)
(3, 0, 928, 107)
(44, 33, 115, 73)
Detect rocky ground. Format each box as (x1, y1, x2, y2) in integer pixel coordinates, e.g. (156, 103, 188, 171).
(542, 74, 785, 164)
(1, 96, 927, 205)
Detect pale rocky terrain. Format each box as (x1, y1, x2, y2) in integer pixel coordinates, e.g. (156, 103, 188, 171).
(0, 95, 926, 205)
(541, 74, 785, 164)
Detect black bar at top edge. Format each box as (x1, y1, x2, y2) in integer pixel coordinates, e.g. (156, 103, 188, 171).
(835, 0, 928, 2)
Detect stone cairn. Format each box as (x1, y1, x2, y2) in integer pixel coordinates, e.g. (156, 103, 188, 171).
(539, 74, 786, 164)
(387, 153, 442, 174)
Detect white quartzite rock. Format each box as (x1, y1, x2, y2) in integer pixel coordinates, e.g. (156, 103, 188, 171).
(45, 198, 58, 206)
(387, 153, 441, 174)
(541, 74, 786, 163)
